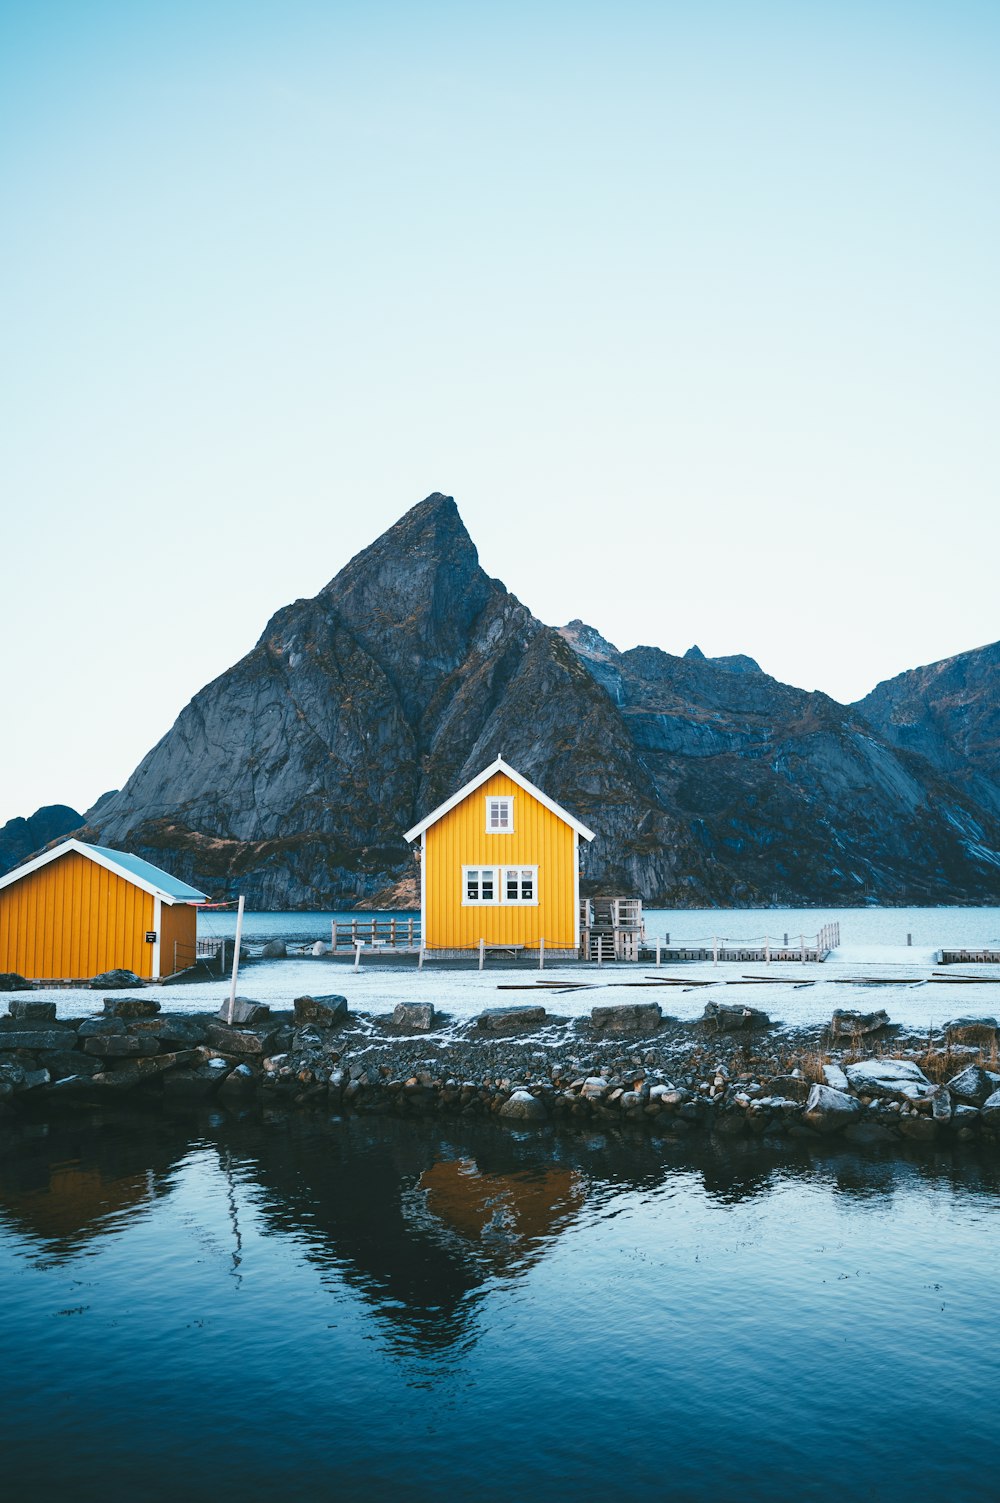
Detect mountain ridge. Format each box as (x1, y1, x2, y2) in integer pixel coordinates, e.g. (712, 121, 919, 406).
(15, 491, 997, 907)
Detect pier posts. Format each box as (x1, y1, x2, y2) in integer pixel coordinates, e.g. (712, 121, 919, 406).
(656, 939, 661, 968)
(539, 936, 545, 970)
(712, 935, 718, 966)
(479, 938, 485, 971)
(354, 941, 362, 973)
(765, 935, 770, 965)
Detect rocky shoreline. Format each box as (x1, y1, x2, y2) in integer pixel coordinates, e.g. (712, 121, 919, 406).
(3, 984, 1000, 1151)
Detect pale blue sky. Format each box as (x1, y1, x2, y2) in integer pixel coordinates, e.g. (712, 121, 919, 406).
(2, 0, 998, 823)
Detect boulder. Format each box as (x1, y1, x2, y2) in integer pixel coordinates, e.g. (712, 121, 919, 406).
(216, 999, 271, 1025)
(391, 1002, 438, 1032)
(102, 997, 161, 1019)
(823, 1063, 850, 1092)
(163, 1061, 230, 1099)
(764, 1074, 810, 1103)
(830, 1008, 890, 1039)
(946, 1064, 1000, 1108)
(803, 1083, 863, 1134)
(38, 1049, 103, 1079)
(702, 1002, 770, 1033)
(981, 1089, 1000, 1127)
(498, 1089, 548, 1122)
(83, 1035, 160, 1058)
(474, 1006, 547, 1034)
(944, 1017, 1000, 1047)
(89, 1048, 200, 1088)
(293, 995, 348, 1026)
(204, 1022, 278, 1055)
(898, 1116, 938, 1142)
(311, 941, 330, 957)
(0, 974, 35, 992)
(0, 1029, 73, 1051)
(844, 1058, 933, 1101)
(591, 1002, 663, 1035)
(6, 999, 56, 1021)
(129, 1016, 208, 1049)
(261, 939, 287, 958)
(78, 1016, 128, 1038)
(218, 1062, 257, 1098)
(930, 1086, 952, 1122)
(89, 970, 144, 990)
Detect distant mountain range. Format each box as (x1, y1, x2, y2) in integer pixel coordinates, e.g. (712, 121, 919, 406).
(7, 494, 1000, 907)
(0, 805, 83, 876)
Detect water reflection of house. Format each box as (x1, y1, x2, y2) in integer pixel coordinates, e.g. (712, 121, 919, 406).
(415, 1158, 585, 1273)
(0, 1120, 181, 1260)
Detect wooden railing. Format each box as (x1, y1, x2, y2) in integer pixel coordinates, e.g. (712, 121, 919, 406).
(331, 917, 422, 953)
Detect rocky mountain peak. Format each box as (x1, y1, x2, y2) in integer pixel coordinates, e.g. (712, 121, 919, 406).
(68, 494, 1000, 908)
(558, 620, 620, 662)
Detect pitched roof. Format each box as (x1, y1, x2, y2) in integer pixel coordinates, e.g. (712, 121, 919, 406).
(0, 838, 207, 904)
(403, 756, 597, 843)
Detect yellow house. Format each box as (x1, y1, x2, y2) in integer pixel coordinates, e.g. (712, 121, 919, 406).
(0, 839, 206, 982)
(404, 756, 596, 957)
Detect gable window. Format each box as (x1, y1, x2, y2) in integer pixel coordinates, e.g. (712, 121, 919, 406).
(486, 796, 513, 833)
(504, 867, 538, 905)
(464, 867, 498, 904)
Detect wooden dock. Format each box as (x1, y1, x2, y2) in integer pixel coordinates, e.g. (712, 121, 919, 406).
(939, 948, 1000, 965)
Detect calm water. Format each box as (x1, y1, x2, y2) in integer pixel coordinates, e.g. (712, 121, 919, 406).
(198, 905, 1000, 948)
(1, 1111, 999, 1501)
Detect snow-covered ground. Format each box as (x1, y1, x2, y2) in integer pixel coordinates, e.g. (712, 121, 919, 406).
(14, 951, 1000, 1031)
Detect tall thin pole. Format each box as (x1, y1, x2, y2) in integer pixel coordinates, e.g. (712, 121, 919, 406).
(226, 895, 245, 1025)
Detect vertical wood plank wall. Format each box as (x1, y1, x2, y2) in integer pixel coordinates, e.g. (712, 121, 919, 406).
(424, 771, 576, 949)
(159, 902, 196, 978)
(0, 851, 156, 979)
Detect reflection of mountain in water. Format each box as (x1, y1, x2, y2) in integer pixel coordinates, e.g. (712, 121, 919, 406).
(231, 1117, 592, 1353)
(4, 1110, 1000, 1354)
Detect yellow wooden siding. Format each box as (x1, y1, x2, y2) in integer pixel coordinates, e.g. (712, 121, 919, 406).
(159, 902, 196, 978)
(0, 850, 156, 980)
(424, 771, 576, 949)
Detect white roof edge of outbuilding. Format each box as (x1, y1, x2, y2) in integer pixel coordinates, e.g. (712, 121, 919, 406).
(403, 755, 597, 843)
(0, 837, 207, 905)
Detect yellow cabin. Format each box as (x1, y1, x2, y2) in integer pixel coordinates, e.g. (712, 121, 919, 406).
(0, 839, 206, 982)
(404, 757, 596, 957)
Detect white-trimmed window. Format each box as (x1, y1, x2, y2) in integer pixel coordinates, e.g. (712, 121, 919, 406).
(464, 866, 499, 904)
(462, 865, 538, 905)
(486, 796, 514, 833)
(503, 866, 538, 905)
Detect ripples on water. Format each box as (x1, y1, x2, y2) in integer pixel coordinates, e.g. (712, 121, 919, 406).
(1, 1111, 998, 1502)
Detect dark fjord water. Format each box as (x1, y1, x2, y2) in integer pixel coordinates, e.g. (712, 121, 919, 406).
(2, 1112, 998, 1503)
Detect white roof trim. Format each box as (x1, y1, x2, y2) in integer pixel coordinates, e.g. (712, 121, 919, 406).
(403, 756, 597, 843)
(0, 838, 205, 905)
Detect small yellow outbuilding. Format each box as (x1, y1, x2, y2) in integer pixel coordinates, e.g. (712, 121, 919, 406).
(404, 756, 596, 957)
(0, 838, 206, 982)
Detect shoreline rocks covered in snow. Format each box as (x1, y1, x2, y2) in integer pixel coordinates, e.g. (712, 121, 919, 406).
(3, 993, 1000, 1153)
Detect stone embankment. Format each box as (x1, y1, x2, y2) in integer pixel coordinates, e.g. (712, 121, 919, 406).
(3, 992, 1000, 1150)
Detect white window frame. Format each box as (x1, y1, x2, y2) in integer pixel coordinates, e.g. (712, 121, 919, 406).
(502, 866, 539, 906)
(463, 865, 500, 905)
(485, 795, 514, 834)
(462, 864, 539, 906)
